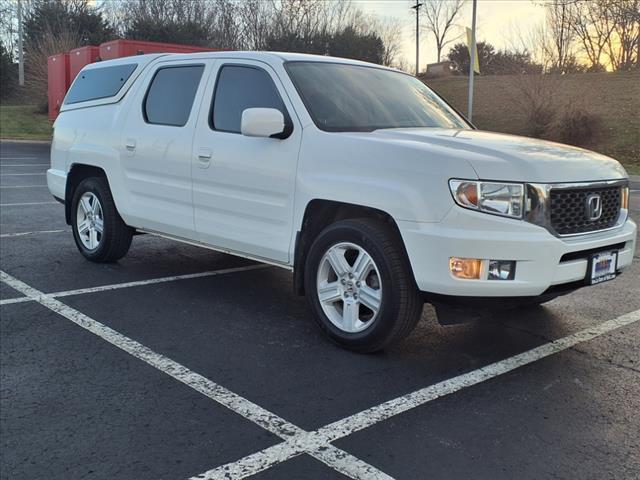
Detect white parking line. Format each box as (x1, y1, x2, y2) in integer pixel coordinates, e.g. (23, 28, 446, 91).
(0, 264, 272, 306)
(0, 270, 391, 480)
(0, 229, 68, 238)
(0, 157, 38, 160)
(0, 297, 31, 306)
(0, 202, 59, 206)
(195, 440, 393, 480)
(0, 173, 46, 176)
(316, 309, 640, 440)
(1, 165, 48, 168)
(193, 308, 640, 479)
(0, 270, 304, 437)
(0, 185, 48, 188)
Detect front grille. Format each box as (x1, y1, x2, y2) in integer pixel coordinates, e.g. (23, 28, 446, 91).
(549, 186, 621, 235)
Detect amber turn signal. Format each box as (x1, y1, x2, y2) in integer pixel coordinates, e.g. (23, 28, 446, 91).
(621, 186, 629, 210)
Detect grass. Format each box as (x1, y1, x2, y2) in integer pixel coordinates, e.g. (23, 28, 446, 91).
(0, 105, 52, 141)
(424, 71, 640, 175)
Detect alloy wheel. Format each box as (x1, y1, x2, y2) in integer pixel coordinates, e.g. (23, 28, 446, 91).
(316, 242, 383, 333)
(76, 192, 104, 250)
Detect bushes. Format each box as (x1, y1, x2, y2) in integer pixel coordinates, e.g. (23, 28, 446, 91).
(551, 107, 602, 146)
(509, 74, 557, 138)
(508, 74, 602, 147)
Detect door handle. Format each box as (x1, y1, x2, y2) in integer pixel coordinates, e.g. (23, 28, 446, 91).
(196, 148, 212, 168)
(125, 139, 136, 151)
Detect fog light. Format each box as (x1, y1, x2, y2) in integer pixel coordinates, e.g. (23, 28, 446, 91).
(488, 260, 516, 280)
(449, 257, 482, 280)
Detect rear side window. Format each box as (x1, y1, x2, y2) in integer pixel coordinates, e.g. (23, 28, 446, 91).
(65, 64, 137, 104)
(212, 65, 286, 133)
(144, 65, 204, 127)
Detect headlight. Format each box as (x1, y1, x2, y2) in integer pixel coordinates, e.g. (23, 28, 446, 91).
(449, 179, 524, 218)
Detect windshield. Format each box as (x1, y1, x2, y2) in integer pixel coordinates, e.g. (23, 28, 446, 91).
(285, 61, 470, 132)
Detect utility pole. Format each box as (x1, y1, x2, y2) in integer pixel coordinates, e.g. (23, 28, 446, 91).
(467, 0, 477, 121)
(411, 0, 423, 76)
(18, 0, 24, 86)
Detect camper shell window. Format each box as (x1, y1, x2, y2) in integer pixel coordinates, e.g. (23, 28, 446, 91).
(65, 63, 138, 105)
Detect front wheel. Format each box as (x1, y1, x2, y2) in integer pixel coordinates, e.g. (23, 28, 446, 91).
(71, 177, 133, 263)
(305, 218, 423, 352)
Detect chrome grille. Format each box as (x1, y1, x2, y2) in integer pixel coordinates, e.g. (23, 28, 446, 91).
(549, 186, 621, 235)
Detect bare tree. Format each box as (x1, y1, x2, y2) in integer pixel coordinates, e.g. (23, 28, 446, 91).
(567, 0, 616, 70)
(605, 0, 640, 70)
(346, 10, 403, 66)
(106, 0, 244, 49)
(542, 0, 576, 73)
(268, 0, 351, 44)
(505, 19, 550, 69)
(0, 1, 18, 54)
(377, 18, 404, 67)
(421, 0, 466, 62)
(117, 0, 218, 30)
(209, 0, 244, 50)
(237, 0, 275, 50)
(392, 57, 412, 73)
(25, 26, 79, 109)
(0, 0, 36, 56)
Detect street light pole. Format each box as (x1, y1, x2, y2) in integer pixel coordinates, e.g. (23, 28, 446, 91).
(411, 0, 423, 76)
(467, 0, 477, 121)
(18, 0, 24, 86)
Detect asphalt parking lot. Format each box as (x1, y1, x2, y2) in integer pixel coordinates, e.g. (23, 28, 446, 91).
(1, 140, 639, 480)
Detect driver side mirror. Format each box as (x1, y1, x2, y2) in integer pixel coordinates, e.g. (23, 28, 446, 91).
(241, 108, 287, 139)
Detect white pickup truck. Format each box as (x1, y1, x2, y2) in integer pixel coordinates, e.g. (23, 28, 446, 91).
(48, 52, 636, 352)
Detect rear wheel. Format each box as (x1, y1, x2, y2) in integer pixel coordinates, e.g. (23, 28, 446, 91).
(71, 177, 132, 263)
(305, 218, 423, 352)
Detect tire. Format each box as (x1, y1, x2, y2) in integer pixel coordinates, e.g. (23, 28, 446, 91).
(71, 176, 133, 263)
(304, 218, 423, 352)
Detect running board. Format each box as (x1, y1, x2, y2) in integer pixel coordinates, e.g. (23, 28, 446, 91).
(136, 228, 293, 271)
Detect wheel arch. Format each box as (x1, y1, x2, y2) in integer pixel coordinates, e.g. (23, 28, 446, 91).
(64, 164, 108, 225)
(293, 199, 415, 295)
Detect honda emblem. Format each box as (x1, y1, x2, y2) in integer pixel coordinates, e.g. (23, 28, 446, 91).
(586, 193, 602, 221)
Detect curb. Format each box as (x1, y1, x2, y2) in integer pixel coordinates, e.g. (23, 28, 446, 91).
(1, 139, 52, 145)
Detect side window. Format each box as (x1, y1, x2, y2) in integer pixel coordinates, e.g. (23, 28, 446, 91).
(144, 65, 204, 127)
(65, 64, 137, 104)
(212, 65, 287, 133)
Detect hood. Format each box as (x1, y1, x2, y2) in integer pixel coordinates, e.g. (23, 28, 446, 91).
(366, 128, 627, 183)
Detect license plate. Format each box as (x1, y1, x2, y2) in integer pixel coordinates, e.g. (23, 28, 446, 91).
(588, 251, 618, 285)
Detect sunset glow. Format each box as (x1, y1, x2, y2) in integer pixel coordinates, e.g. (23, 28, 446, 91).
(357, 0, 547, 68)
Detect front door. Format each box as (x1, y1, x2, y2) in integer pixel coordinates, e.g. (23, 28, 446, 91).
(191, 60, 302, 263)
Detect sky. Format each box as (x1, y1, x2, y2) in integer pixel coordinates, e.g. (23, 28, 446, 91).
(354, 0, 546, 69)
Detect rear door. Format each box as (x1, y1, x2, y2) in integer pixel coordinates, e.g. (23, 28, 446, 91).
(191, 60, 302, 263)
(119, 59, 211, 238)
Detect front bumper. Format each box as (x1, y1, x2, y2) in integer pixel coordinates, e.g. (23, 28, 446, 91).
(47, 168, 67, 201)
(398, 207, 637, 297)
